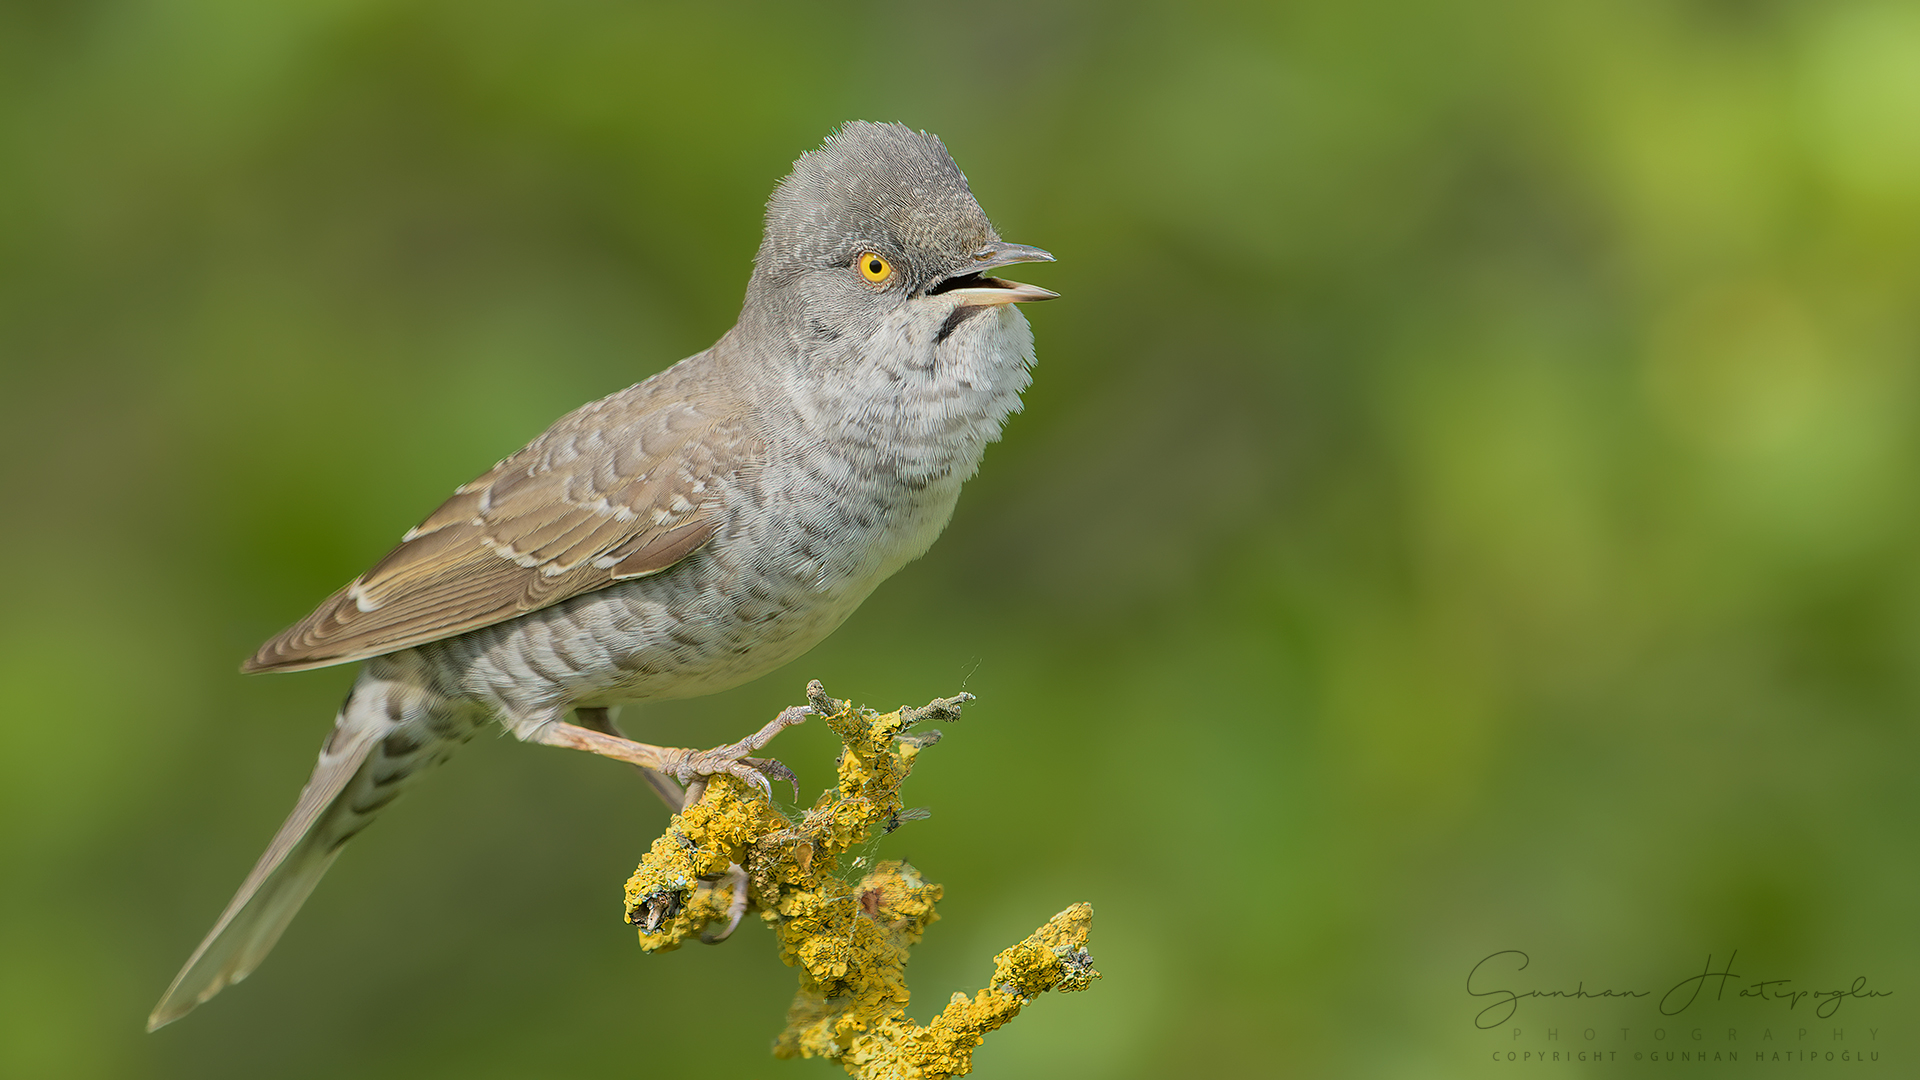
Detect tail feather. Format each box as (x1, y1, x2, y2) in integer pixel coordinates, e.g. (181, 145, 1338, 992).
(149, 679, 457, 1030)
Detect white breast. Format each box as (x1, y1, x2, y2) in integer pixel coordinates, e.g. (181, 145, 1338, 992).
(436, 304, 1037, 719)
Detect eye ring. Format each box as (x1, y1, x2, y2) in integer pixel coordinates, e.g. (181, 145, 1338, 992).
(856, 251, 893, 285)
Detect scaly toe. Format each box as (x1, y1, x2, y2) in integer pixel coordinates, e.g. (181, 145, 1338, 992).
(668, 746, 739, 786)
(738, 704, 813, 754)
(744, 756, 799, 800)
(725, 760, 773, 800)
(699, 864, 750, 944)
(664, 703, 813, 801)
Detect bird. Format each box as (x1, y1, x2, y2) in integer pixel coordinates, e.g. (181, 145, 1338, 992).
(148, 121, 1055, 1030)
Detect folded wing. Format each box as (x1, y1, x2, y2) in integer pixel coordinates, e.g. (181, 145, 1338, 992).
(245, 379, 761, 673)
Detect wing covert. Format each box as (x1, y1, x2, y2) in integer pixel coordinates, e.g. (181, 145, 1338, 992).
(244, 379, 760, 674)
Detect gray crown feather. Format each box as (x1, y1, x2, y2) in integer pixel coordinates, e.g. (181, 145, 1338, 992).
(757, 121, 994, 280)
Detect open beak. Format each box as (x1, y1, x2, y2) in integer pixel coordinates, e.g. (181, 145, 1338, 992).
(927, 242, 1059, 306)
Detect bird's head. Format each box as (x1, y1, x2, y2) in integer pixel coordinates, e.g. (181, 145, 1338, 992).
(743, 122, 1055, 366)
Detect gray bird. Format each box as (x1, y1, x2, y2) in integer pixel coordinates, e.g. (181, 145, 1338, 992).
(148, 121, 1055, 1030)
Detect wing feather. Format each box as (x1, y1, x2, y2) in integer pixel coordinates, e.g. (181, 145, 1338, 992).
(243, 376, 760, 674)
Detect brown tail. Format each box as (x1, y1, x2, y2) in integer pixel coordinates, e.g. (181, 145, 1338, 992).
(148, 677, 460, 1030)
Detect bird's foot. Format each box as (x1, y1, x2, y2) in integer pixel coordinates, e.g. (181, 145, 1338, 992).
(574, 706, 689, 811)
(531, 704, 808, 805)
(664, 704, 812, 804)
(698, 863, 751, 944)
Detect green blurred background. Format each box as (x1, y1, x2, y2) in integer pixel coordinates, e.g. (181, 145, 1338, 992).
(4, 1, 1918, 1076)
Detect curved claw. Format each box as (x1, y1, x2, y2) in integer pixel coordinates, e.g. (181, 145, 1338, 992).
(699, 864, 750, 944)
(744, 756, 800, 801)
(724, 760, 773, 800)
(665, 703, 813, 803)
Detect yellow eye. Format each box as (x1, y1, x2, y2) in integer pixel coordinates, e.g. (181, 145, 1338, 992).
(857, 251, 892, 284)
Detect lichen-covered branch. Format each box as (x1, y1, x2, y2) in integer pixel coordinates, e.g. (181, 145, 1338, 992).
(621, 681, 1099, 1079)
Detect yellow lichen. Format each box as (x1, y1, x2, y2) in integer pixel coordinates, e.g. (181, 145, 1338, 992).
(621, 682, 1099, 1079)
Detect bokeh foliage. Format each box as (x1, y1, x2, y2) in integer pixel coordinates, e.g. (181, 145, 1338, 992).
(3, 1, 1918, 1076)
